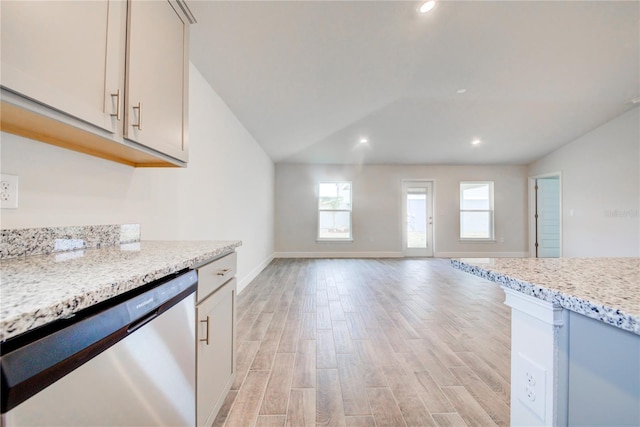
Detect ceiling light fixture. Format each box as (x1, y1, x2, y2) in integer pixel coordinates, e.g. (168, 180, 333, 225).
(631, 96, 640, 104)
(419, 0, 436, 13)
(471, 139, 481, 145)
(457, 89, 467, 94)
(359, 137, 369, 144)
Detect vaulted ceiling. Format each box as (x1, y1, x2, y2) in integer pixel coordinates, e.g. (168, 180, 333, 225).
(189, 1, 639, 165)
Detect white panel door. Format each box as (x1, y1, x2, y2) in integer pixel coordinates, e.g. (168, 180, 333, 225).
(402, 181, 434, 257)
(537, 177, 561, 257)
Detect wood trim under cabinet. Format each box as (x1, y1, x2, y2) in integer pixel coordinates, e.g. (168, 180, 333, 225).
(1, 101, 183, 168)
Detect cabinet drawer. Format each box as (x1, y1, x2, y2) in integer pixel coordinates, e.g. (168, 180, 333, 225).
(197, 252, 236, 302)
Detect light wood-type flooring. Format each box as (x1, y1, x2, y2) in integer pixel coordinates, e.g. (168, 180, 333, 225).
(213, 258, 511, 427)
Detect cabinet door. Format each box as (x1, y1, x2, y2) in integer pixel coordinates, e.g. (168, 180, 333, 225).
(197, 278, 236, 427)
(125, 0, 188, 162)
(0, 0, 124, 133)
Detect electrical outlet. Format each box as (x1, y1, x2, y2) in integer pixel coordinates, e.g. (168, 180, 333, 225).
(517, 353, 546, 420)
(1, 174, 19, 209)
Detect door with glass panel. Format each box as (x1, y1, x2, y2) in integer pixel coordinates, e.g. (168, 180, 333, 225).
(402, 181, 434, 257)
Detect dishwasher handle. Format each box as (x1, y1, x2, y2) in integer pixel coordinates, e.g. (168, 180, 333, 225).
(127, 309, 159, 334)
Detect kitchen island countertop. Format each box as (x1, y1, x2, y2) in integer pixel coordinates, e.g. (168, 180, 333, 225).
(0, 240, 241, 341)
(451, 257, 640, 335)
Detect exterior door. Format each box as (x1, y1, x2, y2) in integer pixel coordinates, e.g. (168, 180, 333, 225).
(536, 177, 561, 257)
(402, 181, 434, 257)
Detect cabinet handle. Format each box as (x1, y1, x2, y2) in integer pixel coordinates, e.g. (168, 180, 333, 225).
(216, 268, 231, 276)
(110, 89, 121, 121)
(200, 316, 210, 345)
(132, 102, 142, 130)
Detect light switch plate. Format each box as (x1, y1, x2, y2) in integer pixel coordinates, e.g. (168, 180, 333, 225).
(1, 174, 19, 209)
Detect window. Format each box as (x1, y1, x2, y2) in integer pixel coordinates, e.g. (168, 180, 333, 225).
(318, 182, 352, 241)
(460, 181, 494, 240)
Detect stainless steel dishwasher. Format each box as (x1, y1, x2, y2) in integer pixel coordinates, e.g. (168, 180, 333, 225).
(1, 269, 197, 427)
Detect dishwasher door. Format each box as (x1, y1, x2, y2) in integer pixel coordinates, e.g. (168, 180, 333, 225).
(1, 272, 196, 427)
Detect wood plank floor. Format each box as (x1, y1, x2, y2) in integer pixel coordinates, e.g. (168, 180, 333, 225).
(214, 258, 511, 427)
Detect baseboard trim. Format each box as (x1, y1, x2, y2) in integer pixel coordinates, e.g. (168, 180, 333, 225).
(274, 251, 404, 259)
(238, 253, 275, 294)
(274, 251, 529, 259)
(435, 251, 530, 258)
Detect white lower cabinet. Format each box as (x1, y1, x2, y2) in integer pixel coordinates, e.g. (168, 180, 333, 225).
(196, 254, 237, 427)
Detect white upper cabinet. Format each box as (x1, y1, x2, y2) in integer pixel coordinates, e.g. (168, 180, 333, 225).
(0, 0, 194, 167)
(1, 0, 123, 134)
(125, 0, 188, 162)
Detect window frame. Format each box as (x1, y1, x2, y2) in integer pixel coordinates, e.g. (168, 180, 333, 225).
(459, 181, 495, 242)
(317, 181, 353, 242)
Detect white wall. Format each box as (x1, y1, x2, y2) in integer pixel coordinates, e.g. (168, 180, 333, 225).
(529, 107, 640, 257)
(275, 163, 529, 257)
(0, 63, 275, 291)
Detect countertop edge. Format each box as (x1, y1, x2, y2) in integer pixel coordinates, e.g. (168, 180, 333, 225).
(451, 259, 640, 336)
(1, 240, 242, 342)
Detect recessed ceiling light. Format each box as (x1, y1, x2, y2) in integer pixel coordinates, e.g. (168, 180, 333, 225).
(471, 139, 481, 145)
(457, 89, 467, 94)
(631, 96, 640, 104)
(419, 1, 436, 13)
(359, 137, 369, 144)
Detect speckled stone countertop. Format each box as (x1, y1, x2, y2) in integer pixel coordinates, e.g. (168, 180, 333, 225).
(0, 240, 241, 341)
(451, 258, 640, 335)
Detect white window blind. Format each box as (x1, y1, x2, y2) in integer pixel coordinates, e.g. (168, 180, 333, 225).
(460, 181, 494, 240)
(318, 182, 352, 241)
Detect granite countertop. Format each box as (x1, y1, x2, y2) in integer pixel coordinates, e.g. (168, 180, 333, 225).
(451, 257, 640, 335)
(0, 240, 241, 341)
